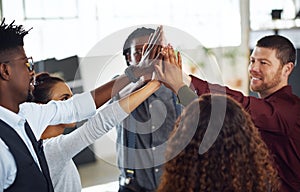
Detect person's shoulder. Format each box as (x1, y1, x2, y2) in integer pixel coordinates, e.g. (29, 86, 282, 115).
(19, 102, 41, 108)
(19, 102, 43, 114)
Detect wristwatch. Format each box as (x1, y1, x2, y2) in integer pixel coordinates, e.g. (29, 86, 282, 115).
(125, 65, 140, 83)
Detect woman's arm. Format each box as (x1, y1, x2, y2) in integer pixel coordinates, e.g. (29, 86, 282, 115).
(119, 80, 161, 113)
(44, 80, 161, 164)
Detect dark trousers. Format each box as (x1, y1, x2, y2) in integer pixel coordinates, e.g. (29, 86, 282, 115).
(118, 185, 155, 192)
(118, 185, 135, 192)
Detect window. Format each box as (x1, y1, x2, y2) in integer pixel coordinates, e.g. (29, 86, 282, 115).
(23, 0, 78, 19)
(250, 0, 298, 30)
(2, 0, 241, 60)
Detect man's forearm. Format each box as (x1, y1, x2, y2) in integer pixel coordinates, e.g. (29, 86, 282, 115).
(90, 74, 132, 108)
(90, 66, 152, 109)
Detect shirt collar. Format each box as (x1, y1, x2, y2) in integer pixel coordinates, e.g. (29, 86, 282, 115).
(0, 106, 26, 129)
(264, 85, 293, 99)
(281, 85, 292, 93)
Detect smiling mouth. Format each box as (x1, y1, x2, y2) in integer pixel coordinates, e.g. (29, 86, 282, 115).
(250, 74, 263, 81)
(251, 77, 261, 81)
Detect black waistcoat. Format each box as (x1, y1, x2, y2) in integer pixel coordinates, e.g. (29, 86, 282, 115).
(0, 120, 53, 192)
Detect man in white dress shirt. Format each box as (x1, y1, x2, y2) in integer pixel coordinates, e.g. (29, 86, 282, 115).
(0, 19, 97, 192)
(0, 19, 162, 192)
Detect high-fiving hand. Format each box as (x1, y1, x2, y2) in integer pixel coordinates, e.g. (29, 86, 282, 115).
(133, 25, 165, 81)
(155, 45, 186, 94)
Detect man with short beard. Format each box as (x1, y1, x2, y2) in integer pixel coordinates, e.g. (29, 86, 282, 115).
(155, 35, 300, 192)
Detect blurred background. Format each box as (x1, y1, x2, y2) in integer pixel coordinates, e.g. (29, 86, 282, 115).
(1, 0, 300, 190)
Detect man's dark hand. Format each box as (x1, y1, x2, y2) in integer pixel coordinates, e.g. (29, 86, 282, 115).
(134, 25, 164, 81)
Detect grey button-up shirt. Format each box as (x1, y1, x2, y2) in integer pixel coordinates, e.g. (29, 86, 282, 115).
(116, 85, 181, 191)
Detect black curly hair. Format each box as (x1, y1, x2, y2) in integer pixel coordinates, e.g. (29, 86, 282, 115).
(0, 18, 32, 52)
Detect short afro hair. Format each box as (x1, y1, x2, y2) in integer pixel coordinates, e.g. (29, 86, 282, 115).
(0, 18, 32, 53)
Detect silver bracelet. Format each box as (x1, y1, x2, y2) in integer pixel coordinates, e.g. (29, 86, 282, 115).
(125, 65, 140, 83)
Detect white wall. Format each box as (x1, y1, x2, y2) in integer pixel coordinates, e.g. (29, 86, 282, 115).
(1, 0, 249, 162)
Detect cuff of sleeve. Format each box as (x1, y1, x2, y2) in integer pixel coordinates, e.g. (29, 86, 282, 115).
(125, 65, 140, 83)
(177, 85, 198, 107)
(73, 92, 97, 120)
(118, 77, 144, 98)
(111, 101, 129, 123)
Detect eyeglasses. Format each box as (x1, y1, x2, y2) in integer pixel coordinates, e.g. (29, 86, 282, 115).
(24, 57, 34, 72)
(132, 49, 143, 57)
(1, 57, 34, 72)
(125, 49, 143, 57)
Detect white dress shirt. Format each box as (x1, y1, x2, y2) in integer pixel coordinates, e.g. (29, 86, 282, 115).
(0, 92, 96, 191)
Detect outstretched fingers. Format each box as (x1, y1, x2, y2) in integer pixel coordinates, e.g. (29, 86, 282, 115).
(167, 45, 176, 66)
(146, 26, 164, 58)
(177, 51, 182, 69)
(154, 45, 185, 93)
(154, 59, 164, 82)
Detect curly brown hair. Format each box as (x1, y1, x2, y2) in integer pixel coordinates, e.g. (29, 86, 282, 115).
(157, 94, 279, 192)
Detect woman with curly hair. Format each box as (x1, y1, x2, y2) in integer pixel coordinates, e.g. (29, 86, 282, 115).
(157, 94, 279, 192)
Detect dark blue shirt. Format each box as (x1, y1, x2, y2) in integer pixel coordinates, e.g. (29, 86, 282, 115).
(117, 85, 181, 191)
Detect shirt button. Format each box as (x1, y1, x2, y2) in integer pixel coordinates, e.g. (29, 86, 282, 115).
(152, 146, 156, 151)
(152, 125, 155, 129)
(155, 168, 159, 172)
(149, 104, 152, 108)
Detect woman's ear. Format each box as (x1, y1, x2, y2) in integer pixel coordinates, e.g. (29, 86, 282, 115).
(0, 63, 10, 80)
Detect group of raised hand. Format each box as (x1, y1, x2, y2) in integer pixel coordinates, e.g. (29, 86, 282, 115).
(134, 25, 189, 94)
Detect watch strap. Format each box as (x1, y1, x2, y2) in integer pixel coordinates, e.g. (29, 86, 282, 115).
(125, 65, 140, 83)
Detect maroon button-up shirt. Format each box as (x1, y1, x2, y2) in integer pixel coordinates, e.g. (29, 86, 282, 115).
(191, 75, 300, 192)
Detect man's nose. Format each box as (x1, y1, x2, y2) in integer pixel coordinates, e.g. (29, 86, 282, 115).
(249, 61, 259, 73)
(29, 70, 35, 76)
